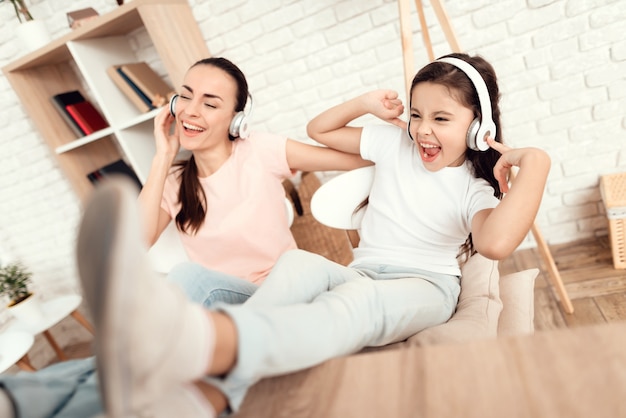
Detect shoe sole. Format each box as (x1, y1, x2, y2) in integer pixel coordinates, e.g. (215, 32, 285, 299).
(77, 179, 137, 417)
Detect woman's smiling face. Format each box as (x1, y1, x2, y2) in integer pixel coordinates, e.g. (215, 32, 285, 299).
(173, 64, 239, 151)
(408, 81, 476, 172)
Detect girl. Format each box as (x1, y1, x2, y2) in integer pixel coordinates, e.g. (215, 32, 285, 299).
(74, 53, 550, 417)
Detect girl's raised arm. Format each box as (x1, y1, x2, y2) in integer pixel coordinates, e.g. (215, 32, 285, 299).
(285, 139, 372, 173)
(307, 90, 406, 154)
(471, 138, 551, 260)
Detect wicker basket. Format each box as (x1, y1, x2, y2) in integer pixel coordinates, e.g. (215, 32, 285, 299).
(600, 172, 626, 269)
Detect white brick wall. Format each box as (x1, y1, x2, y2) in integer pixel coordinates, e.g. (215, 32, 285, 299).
(0, 0, 625, 346)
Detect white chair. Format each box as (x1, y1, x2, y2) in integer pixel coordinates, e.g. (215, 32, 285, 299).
(311, 166, 538, 343)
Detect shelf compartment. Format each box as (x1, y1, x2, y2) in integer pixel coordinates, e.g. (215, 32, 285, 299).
(55, 127, 115, 154)
(57, 137, 123, 200)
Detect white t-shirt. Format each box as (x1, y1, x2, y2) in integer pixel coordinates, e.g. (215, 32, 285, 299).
(352, 124, 500, 276)
(161, 131, 297, 284)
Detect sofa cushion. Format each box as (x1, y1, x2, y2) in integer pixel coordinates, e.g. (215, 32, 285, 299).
(408, 253, 502, 345)
(497, 268, 538, 336)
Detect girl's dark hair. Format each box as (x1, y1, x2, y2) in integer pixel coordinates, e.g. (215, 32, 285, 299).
(173, 57, 249, 235)
(410, 52, 504, 261)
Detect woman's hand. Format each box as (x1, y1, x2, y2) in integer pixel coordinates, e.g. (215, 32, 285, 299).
(154, 106, 180, 160)
(361, 90, 406, 130)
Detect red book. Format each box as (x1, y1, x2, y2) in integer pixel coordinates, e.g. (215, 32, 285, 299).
(65, 101, 109, 134)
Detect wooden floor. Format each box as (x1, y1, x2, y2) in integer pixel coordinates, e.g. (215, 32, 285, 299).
(500, 235, 626, 332)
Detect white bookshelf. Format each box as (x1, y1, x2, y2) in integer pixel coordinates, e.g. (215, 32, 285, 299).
(2, 0, 209, 201)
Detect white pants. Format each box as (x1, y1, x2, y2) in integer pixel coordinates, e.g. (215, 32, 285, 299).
(212, 249, 460, 410)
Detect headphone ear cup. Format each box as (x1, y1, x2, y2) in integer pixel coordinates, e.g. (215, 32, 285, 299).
(466, 118, 481, 151)
(238, 116, 250, 139)
(169, 94, 179, 117)
(229, 111, 247, 138)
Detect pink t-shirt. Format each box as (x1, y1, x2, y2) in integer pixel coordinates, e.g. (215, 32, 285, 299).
(161, 131, 297, 284)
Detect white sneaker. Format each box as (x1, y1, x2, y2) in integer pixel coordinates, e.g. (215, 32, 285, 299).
(76, 177, 215, 417)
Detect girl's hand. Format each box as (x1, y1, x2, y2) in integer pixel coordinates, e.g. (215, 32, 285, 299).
(154, 106, 180, 159)
(487, 137, 550, 194)
(487, 137, 512, 193)
(362, 90, 407, 130)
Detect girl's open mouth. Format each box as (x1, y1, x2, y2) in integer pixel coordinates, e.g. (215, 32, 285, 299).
(419, 142, 441, 162)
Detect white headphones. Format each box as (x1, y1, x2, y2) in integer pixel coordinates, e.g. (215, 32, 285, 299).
(229, 94, 253, 139)
(437, 57, 496, 151)
(169, 93, 254, 139)
(407, 57, 496, 152)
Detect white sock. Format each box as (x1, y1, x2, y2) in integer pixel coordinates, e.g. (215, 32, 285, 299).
(0, 389, 15, 418)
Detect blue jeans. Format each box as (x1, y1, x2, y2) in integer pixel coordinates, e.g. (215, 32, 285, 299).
(209, 249, 461, 410)
(0, 262, 258, 418)
(167, 262, 259, 307)
(0, 358, 100, 418)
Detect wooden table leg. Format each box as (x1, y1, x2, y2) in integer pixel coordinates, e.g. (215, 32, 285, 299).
(70, 309, 95, 335)
(43, 330, 68, 361)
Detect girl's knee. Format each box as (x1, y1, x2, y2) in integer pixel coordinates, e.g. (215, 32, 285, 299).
(168, 262, 204, 284)
(275, 249, 326, 270)
(269, 250, 332, 280)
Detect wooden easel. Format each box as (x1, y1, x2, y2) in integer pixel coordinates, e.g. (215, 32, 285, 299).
(397, 0, 574, 314)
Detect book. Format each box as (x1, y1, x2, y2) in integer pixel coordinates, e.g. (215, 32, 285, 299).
(119, 62, 172, 108)
(65, 101, 109, 135)
(66, 7, 99, 29)
(51, 91, 87, 137)
(107, 65, 153, 112)
(87, 159, 142, 190)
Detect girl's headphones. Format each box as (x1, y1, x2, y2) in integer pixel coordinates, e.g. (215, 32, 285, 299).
(407, 57, 496, 152)
(169, 93, 254, 139)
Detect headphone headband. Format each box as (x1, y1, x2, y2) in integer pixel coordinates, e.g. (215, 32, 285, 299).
(243, 93, 254, 122)
(436, 57, 496, 151)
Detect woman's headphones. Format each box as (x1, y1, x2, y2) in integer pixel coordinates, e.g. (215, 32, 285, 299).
(407, 57, 496, 151)
(169, 93, 254, 139)
(229, 94, 253, 139)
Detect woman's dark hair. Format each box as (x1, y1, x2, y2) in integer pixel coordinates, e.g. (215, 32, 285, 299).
(410, 52, 504, 261)
(173, 57, 249, 235)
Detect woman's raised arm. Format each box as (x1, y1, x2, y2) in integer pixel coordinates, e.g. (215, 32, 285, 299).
(137, 107, 180, 247)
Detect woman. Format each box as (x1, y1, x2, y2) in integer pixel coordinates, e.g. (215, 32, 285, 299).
(140, 56, 369, 305)
(0, 56, 368, 418)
